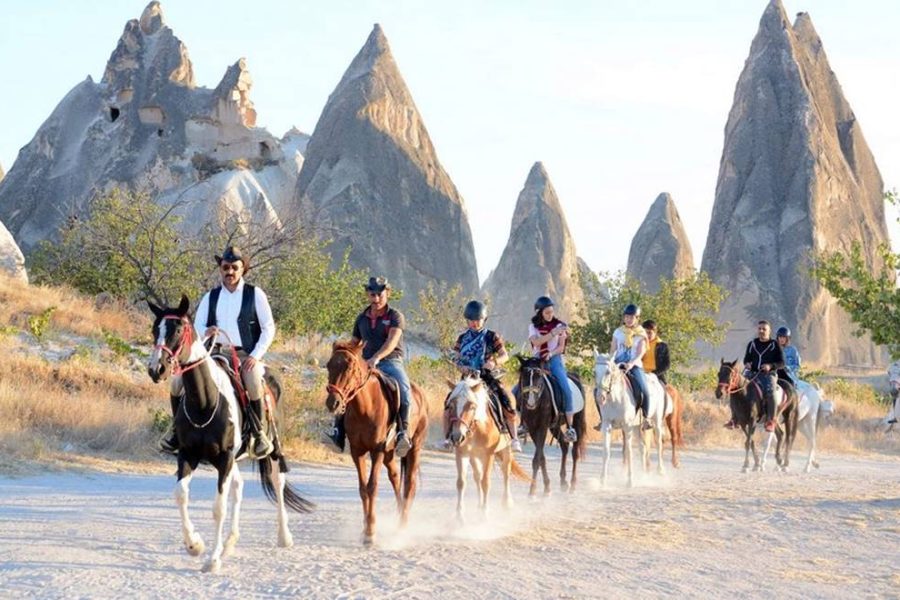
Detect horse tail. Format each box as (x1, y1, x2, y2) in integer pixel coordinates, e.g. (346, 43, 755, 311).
(509, 455, 533, 483)
(257, 457, 315, 514)
(574, 405, 588, 458)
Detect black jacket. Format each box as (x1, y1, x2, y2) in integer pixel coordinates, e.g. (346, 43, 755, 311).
(743, 338, 785, 372)
(652, 341, 670, 377)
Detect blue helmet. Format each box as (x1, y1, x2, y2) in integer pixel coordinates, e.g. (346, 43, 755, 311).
(534, 296, 555, 311)
(776, 326, 791, 338)
(623, 303, 640, 316)
(463, 300, 487, 321)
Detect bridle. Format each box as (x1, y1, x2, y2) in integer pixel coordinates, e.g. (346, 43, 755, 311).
(326, 348, 373, 415)
(519, 364, 549, 410)
(155, 316, 208, 377)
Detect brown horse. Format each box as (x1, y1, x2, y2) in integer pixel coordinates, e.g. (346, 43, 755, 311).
(446, 377, 531, 521)
(663, 383, 685, 467)
(324, 341, 427, 545)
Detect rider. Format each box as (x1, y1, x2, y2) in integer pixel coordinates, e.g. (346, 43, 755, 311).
(738, 320, 784, 433)
(610, 304, 652, 431)
(888, 359, 900, 425)
(160, 246, 275, 458)
(776, 326, 801, 385)
(641, 319, 671, 386)
(323, 276, 414, 458)
(529, 296, 577, 443)
(443, 300, 522, 452)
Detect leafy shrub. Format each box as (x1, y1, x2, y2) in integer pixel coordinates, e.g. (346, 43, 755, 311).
(27, 306, 56, 340)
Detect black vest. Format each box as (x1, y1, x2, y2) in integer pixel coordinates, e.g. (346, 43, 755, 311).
(206, 283, 261, 352)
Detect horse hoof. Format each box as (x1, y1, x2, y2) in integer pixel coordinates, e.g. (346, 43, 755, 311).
(812, 461, 820, 469)
(224, 535, 239, 556)
(202, 558, 221, 574)
(186, 539, 205, 557)
(781, 465, 789, 473)
(362, 534, 375, 547)
(278, 533, 294, 548)
(752, 466, 761, 473)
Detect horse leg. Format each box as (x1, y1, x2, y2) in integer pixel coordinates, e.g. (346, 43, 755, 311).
(223, 464, 244, 557)
(666, 413, 679, 468)
(559, 439, 570, 492)
(760, 430, 776, 472)
(352, 453, 371, 544)
(481, 452, 494, 516)
(641, 429, 651, 473)
(602, 423, 612, 487)
(801, 414, 815, 473)
(470, 456, 485, 510)
(455, 450, 468, 522)
(570, 431, 580, 493)
(655, 419, 666, 476)
(540, 434, 551, 496)
(385, 455, 403, 513)
(401, 445, 422, 528)
(174, 460, 205, 557)
(271, 459, 294, 548)
(742, 427, 752, 473)
(364, 451, 385, 543)
(500, 448, 513, 509)
(783, 406, 798, 472)
(203, 456, 235, 573)
(624, 427, 635, 488)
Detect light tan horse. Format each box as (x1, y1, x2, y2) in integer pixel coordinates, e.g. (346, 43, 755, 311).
(325, 341, 427, 545)
(446, 377, 531, 521)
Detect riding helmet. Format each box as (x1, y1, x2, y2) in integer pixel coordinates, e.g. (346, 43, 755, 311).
(464, 300, 487, 321)
(534, 296, 555, 311)
(623, 303, 641, 316)
(776, 326, 791, 338)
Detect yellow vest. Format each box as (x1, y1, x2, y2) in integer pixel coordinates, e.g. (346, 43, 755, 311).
(643, 337, 659, 372)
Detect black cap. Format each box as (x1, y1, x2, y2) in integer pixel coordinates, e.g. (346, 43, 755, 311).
(215, 246, 248, 269)
(364, 276, 391, 292)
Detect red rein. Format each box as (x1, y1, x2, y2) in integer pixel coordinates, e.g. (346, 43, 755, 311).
(156, 316, 204, 376)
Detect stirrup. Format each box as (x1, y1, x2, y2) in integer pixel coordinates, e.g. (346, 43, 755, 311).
(250, 433, 274, 459)
(564, 428, 578, 443)
(510, 438, 523, 452)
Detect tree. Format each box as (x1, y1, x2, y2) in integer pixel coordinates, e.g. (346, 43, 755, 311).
(811, 191, 900, 358)
(412, 281, 467, 353)
(569, 270, 728, 371)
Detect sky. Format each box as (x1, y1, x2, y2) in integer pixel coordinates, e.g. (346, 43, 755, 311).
(1, 1, 898, 283)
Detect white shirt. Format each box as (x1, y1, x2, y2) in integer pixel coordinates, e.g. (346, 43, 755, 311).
(193, 278, 276, 360)
(528, 323, 564, 357)
(612, 327, 646, 365)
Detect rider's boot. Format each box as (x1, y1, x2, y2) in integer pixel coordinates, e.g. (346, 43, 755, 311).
(640, 407, 652, 431)
(321, 415, 346, 453)
(564, 413, 578, 443)
(247, 398, 274, 458)
(505, 411, 522, 452)
(396, 401, 412, 459)
(158, 394, 181, 455)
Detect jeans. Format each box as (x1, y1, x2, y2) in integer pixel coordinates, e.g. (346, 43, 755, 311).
(628, 365, 650, 417)
(547, 355, 573, 413)
(756, 372, 777, 421)
(378, 358, 412, 428)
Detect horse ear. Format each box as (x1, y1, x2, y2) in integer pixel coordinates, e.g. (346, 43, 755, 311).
(472, 381, 484, 392)
(177, 295, 190, 316)
(351, 339, 364, 353)
(446, 379, 456, 391)
(147, 301, 163, 318)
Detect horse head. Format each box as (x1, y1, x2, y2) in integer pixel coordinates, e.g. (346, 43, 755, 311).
(593, 352, 615, 397)
(446, 376, 487, 447)
(715, 359, 739, 400)
(325, 340, 367, 414)
(517, 355, 548, 410)
(147, 295, 192, 383)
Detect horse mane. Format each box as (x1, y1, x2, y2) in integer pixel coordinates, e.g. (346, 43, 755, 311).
(333, 340, 363, 354)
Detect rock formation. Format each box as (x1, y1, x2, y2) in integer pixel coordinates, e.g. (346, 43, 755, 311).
(294, 24, 478, 304)
(627, 193, 694, 293)
(0, 219, 27, 283)
(482, 162, 584, 343)
(0, 2, 304, 252)
(0, 163, 5, 183)
(700, 0, 889, 366)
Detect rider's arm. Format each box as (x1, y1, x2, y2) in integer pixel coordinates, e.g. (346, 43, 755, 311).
(656, 342, 670, 373)
(743, 341, 754, 370)
(629, 336, 646, 367)
(768, 345, 785, 372)
(193, 291, 212, 337)
(372, 328, 402, 363)
(250, 288, 276, 360)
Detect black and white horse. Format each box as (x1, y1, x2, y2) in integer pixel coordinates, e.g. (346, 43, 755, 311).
(147, 296, 312, 573)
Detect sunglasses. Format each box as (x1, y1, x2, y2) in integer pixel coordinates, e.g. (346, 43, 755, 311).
(220, 263, 242, 272)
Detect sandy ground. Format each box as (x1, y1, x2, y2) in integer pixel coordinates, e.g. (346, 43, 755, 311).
(2, 444, 899, 599)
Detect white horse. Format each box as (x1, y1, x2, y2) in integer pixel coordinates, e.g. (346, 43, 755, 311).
(593, 352, 671, 487)
(445, 377, 529, 521)
(792, 380, 835, 473)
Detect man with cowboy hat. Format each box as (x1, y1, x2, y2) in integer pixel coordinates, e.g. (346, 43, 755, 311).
(160, 245, 276, 458)
(323, 276, 414, 457)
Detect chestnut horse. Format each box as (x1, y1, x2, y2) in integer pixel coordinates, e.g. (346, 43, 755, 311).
(516, 357, 587, 496)
(325, 341, 427, 545)
(446, 377, 531, 521)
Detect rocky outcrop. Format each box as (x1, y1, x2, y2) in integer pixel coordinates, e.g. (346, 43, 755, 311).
(0, 2, 303, 252)
(482, 162, 584, 343)
(0, 163, 5, 183)
(627, 193, 694, 293)
(700, 0, 889, 366)
(294, 24, 478, 304)
(0, 219, 27, 283)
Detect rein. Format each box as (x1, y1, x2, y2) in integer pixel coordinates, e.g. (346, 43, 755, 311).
(156, 316, 209, 377)
(326, 349, 373, 414)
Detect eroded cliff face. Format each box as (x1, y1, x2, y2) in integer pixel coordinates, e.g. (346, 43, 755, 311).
(627, 193, 694, 293)
(0, 219, 27, 283)
(700, 0, 889, 366)
(482, 162, 584, 343)
(0, 2, 305, 252)
(293, 25, 478, 305)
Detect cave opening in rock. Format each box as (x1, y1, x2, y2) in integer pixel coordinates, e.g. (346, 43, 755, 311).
(109, 107, 120, 122)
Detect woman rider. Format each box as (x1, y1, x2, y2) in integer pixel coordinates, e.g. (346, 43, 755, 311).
(442, 300, 522, 452)
(529, 296, 577, 443)
(610, 304, 652, 431)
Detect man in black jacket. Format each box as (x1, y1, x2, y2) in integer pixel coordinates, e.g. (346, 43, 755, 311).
(641, 320, 670, 385)
(733, 320, 783, 433)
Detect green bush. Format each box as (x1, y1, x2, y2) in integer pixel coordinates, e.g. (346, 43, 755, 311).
(27, 306, 56, 341)
(148, 407, 172, 434)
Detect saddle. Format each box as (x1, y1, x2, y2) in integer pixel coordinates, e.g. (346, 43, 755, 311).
(624, 370, 646, 413)
(546, 371, 581, 415)
(209, 353, 281, 456)
(374, 370, 401, 417)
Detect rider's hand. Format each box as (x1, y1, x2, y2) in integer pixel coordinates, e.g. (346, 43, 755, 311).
(761, 364, 771, 373)
(244, 356, 258, 371)
(744, 362, 751, 371)
(484, 358, 496, 370)
(366, 356, 380, 369)
(204, 326, 219, 339)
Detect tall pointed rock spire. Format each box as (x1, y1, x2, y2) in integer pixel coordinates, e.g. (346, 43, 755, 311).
(482, 162, 584, 342)
(700, 0, 889, 365)
(294, 24, 478, 303)
(627, 193, 694, 293)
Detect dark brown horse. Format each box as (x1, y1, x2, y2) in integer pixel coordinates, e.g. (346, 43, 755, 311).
(517, 357, 587, 495)
(325, 341, 427, 545)
(716, 359, 797, 472)
(664, 383, 685, 468)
